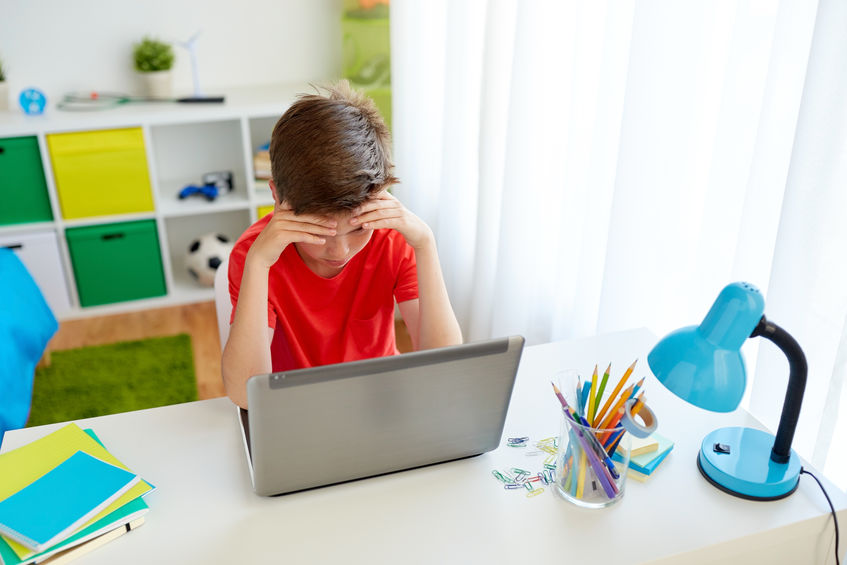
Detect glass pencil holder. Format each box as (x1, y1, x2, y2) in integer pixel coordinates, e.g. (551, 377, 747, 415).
(553, 370, 631, 509)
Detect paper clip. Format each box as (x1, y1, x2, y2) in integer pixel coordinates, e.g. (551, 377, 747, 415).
(524, 482, 534, 491)
(504, 483, 522, 490)
(511, 467, 530, 476)
(491, 470, 509, 483)
(526, 487, 545, 498)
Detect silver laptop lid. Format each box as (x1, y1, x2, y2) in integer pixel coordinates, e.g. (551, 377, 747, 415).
(242, 336, 525, 496)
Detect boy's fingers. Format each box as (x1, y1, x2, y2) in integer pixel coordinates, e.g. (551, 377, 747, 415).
(273, 208, 337, 227)
(287, 232, 326, 244)
(353, 207, 402, 225)
(274, 216, 337, 234)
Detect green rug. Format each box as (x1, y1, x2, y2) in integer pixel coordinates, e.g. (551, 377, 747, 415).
(27, 334, 198, 427)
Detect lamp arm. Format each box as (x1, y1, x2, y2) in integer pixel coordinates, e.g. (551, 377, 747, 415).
(750, 316, 807, 464)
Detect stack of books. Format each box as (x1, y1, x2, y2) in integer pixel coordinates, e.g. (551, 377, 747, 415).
(613, 432, 674, 482)
(253, 142, 271, 181)
(0, 423, 153, 565)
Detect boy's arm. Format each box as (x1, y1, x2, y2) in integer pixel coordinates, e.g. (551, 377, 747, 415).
(221, 203, 338, 409)
(221, 263, 274, 409)
(352, 192, 463, 350)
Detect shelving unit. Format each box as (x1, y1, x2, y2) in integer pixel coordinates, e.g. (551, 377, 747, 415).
(0, 83, 305, 320)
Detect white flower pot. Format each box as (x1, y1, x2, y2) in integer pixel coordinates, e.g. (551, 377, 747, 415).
(139, 70, 173, 99)
(0, 82, 9, 111)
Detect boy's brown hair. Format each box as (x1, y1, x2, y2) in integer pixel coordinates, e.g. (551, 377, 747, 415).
(270, 80, 398, 215)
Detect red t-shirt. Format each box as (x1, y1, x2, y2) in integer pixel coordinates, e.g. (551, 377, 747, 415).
(228, 214, 419, 372)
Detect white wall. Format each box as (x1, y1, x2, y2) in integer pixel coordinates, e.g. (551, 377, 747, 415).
(0, 0, 342, 101)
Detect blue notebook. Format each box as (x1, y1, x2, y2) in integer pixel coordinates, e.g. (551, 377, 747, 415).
(0, 450, 139, 552)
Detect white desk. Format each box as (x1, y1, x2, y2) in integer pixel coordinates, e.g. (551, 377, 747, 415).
(3, 329, 845, 564)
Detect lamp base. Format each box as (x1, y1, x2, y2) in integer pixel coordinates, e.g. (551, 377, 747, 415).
(697, 427, 801, 501)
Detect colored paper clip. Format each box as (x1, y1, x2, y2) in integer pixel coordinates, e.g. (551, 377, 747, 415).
(504, 483, 522, 490)
(491, 470, 510, 483)
(526, 487, 545, 498)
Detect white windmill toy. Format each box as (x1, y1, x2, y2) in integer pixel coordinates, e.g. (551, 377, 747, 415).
(176, 30, 224, 103)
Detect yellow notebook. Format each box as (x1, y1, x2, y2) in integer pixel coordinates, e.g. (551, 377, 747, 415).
(0, 423, 153, 560)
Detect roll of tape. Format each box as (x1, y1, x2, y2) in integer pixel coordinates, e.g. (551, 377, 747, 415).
(621, 398, 657, 438)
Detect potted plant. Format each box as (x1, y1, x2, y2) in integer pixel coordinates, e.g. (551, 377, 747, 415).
(0, 55, 8, 111)
(133, 36, 175, 98)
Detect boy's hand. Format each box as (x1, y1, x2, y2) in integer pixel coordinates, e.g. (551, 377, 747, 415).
(246, 202, 337, 269)
(350, 191, 434, 250)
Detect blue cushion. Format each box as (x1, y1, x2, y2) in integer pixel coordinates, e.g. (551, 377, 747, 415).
(0, 248, 58, 443)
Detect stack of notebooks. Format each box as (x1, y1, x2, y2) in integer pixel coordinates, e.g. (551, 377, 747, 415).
(0, 423, 154, 565)
(612, 432, 674, 482)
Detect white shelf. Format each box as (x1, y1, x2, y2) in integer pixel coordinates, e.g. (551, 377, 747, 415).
(0, 83, 308, 318)
(157, 187, 251, 218)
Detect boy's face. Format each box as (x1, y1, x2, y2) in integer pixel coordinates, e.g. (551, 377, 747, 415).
(294, 210, 373, 278)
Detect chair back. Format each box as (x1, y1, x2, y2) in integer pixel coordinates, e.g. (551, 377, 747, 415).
(214, 254, 232, 347)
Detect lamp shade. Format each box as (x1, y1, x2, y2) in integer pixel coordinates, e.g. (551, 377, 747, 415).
(647, 282, 764, 413)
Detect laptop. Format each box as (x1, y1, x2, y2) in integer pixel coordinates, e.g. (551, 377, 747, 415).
(238, 335, 525, 496)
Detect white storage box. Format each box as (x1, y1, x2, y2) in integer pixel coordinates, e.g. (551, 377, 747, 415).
(0, 230, 72, 316)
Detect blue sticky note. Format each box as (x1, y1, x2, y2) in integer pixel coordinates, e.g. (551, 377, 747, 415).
(612, 432, 674, 475)
(0, 450, 139, 552)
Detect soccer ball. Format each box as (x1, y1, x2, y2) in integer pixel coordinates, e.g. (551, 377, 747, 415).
(185, 233, 233, 287)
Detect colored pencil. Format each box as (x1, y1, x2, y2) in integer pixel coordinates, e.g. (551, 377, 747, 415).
(630, 377, 645, 399)
(587, 365, 598, 424)
(594, 359, 637, 426)
(552, 383, 620, 480)
(596, 382, 634, 433)
(550, 383, 618, 497)
(593, 363, 612, 417)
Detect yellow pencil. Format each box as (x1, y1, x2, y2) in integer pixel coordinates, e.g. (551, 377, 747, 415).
(594, 359, 637, 426)
(577, 451, 587, 498)
(587, 365, 598, 424)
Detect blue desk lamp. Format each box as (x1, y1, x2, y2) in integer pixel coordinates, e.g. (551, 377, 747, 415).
(647, 282, 807, 500)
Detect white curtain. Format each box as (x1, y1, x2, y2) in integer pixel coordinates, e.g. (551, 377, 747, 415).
(391, 0, 847, 488)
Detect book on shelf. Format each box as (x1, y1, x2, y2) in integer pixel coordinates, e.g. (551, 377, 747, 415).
(0, 425, 152, 565)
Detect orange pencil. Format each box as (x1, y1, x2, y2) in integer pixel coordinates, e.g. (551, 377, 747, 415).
(630, 392, 646, 417)
(596, 382, 634, 432)
(599, 407, 625, 444)
(594, 359, 637, 426)
(600, 391, 645, 444)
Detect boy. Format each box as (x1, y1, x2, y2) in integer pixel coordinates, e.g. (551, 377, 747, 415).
(222, 82, 463, 409)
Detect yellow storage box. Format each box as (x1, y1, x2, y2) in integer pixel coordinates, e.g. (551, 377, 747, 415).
(257, 204, 274, 218)
(48, 128, 154, 219)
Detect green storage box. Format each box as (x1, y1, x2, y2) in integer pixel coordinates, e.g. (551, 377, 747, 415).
(0, 136, 53, 225)
(66, 220, 166, 307)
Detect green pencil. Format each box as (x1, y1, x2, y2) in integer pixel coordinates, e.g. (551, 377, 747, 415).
(593, 363, 611, 417)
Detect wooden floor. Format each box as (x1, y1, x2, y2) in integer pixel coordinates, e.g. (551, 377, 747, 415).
(50, 301, 413, 401)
